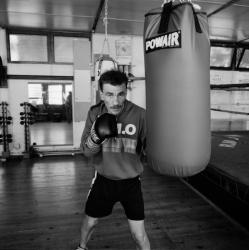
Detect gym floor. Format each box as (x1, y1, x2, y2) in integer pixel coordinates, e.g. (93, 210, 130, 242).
(1, 156, 249, 250)
(30, 122, 73, 146)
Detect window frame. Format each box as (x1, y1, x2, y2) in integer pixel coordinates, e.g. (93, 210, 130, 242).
(6, 28, 90, 64)
(210, 40, 249, 71)
(52, 34, 86, 65)
(7, 30, 50, 64)
(237, 48, 249, 71)
(210, 41, 236, 71)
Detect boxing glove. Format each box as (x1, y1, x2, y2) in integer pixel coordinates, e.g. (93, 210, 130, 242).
(91, 113, 118, 144)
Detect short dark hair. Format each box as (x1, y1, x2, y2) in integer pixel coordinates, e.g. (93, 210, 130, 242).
(98, 70, 128, 91)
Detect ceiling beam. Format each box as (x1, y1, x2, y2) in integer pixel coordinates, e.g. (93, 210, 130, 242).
(91, 0, 105, 33)
(207, 0, 241, 17)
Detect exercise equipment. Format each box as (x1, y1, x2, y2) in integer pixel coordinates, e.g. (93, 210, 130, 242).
(96, 55, 117, 78)
(0, 102, 12, 160)
(144, 0, 210, 176)
(95, 0, 117, 79)
(20, 102, 35, 157)
(92, 113, 117, 143)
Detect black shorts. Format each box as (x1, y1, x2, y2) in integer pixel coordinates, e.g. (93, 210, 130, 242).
(85, 173, 145, 221)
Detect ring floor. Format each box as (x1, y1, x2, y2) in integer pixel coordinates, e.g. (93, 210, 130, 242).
(1, 156, 249, 250)
(210, 131, 249, 187)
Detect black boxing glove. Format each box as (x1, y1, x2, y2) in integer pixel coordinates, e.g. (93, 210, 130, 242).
(90, 113, 118, 144)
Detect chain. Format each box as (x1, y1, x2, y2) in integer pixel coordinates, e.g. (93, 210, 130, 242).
(101, 0, 110, 55)
(104, 0, 108, 40)
(98, 0, 117, 75)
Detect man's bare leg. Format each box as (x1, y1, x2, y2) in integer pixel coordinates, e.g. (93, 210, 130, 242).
(78, 214, 98, 249)
(128, 219, 150, 250)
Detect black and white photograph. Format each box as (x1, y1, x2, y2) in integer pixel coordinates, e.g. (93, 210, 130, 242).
(0, 0, 249, 249)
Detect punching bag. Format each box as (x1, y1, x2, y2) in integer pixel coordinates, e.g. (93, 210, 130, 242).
(144, 1, 210, 177)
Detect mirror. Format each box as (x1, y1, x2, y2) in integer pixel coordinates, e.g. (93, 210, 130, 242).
(28, 81, 73, 146)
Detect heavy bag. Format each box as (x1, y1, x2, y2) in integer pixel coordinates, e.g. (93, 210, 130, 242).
(144, 1, 210, 177)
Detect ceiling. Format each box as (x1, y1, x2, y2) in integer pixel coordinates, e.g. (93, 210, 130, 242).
(0, 0, 249, 42)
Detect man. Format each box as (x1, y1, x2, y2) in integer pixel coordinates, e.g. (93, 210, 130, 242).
(65, 91, 72, 123)
(77, 70, 150, 250)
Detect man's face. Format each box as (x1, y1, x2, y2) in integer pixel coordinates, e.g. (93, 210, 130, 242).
(100, 82, 127, 115)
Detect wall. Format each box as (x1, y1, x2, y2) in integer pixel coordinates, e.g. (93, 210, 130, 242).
(0, 28, 8, 155)
(0, 28, 86, 156)
(73, 39, 91, 148)
(0, 28, 8, 103)
(8, 80, 28, 155)
(4, 67, 75, 155)
(210, 70, 249, 131)
(210, 70, 235, 85)
(0, 29, 146, 157)
(210, 70, 249, 111)
(210, 70, 249, 85)
(0, 28, 7, 64)
(92, 33, 146, 109)
(2, 25, 249, 154)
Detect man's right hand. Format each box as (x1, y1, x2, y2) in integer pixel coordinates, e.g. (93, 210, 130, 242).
(91, 113, 118, 144)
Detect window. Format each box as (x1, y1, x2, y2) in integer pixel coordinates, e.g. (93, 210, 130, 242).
(9, 34, 48, 62)
(48, 85, 63, 104)
(8, 30, 89, 64)
(210, 47, 234, 67)
(54, 36, 85, 63)
(28, 84, 43, 105)
(239, 50, 249, 68)
(54, 36, 74, 63)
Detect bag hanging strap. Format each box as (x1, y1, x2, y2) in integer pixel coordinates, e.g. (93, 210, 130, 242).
(192, 6, 202, 33)
(158, 1, 202, 35)
(158, 1, 173, 34)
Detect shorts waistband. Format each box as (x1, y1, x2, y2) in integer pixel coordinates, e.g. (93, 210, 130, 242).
(96, 173, 140, 182)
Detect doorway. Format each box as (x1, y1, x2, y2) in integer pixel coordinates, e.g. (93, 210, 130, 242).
(28, 81, 73, 146)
